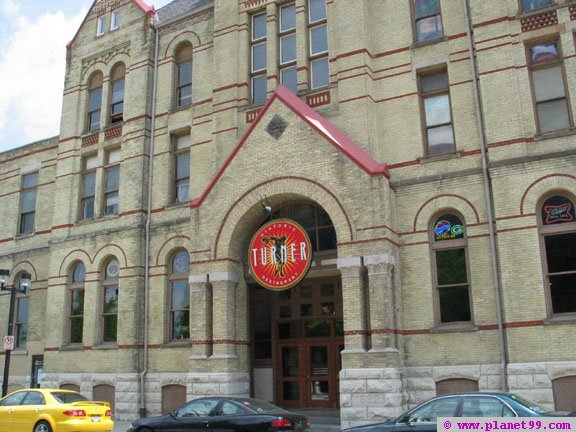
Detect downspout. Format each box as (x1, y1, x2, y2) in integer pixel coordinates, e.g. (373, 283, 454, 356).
(462, 0, 509, 391)
(140, 18, 160, 417)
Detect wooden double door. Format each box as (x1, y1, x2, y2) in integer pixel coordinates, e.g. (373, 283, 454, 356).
(273, 277, 343, 409)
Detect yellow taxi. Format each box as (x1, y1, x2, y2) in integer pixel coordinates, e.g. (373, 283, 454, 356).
(0, 388, 114, 432)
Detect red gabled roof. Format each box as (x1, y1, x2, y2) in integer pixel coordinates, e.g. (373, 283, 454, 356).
(190, 85, 389, 208)
(67, 0, 156, 48)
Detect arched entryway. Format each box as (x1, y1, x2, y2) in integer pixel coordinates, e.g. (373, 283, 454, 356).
(248, 201, 343, 409)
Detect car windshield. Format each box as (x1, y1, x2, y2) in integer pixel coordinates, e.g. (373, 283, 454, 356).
(508, 394, 550, 413)
(235, 398, 288, 414)
(51, 392, 90, 404)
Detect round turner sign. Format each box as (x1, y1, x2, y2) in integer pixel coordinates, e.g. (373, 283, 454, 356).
(249, 219, 312, 291)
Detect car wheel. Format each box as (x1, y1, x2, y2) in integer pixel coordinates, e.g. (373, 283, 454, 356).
(34, 421, 52, 432)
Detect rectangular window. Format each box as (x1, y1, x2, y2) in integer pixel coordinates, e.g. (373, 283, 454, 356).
(522, 0, 552, 12)
(177, 60, 193, 107)
(96, 16, 106, 36)
(69, 289, 85, 344)
(19, 172, 38, 234)
(419, 69, 455, 156)
(528, 41, 571, 134)
(102, 286, 118, 342)
(414, 0, 444, 43)
(15, 296, 29, 347)
(308, 0, 329, 89)
(110, 11, 120, 31)
(544, 232, 576, 314)
(104, 149, 120, 215)
(88, 86, 102, 131)
(279, 3, 297, 94)
(171, 279, 190, 340)
(81, 155, 97, 220)
(110, 77, 124, 124)
(173, 134, 190, 203)
(251, 12, 267, 104)
(435, 248, 471, 323)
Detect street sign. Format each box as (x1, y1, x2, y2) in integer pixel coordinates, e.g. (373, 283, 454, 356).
(3, 335, 14, 351)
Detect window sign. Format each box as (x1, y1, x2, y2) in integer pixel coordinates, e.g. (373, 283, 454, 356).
(434, 214, 465, 241)
(542, 196, 575, 225)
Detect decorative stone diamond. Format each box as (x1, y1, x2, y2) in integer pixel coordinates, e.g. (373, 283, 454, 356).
(266, 114, 288, 140)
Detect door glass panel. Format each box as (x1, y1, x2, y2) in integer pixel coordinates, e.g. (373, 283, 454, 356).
(311, 381, 329, 400)
(321, 302, 335, 316)
(306, 320, 330, 337)
(279, 322, 301, 339)
(300, 304, 313, 316)
(282, 347, 299, 376)
(283, 382, 300, 400)
(310, 346, 328, 375)
(299, 286, 312, 298)
(280, 305, 292, 318)
(320, 284, 334, 297)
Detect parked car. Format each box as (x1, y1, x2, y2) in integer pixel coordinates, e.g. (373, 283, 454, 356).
(343, 392, 574, 432)
(0, 388, 114, 432)
(128, 396, 311, 432)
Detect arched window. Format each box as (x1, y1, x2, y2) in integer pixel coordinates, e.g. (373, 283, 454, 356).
(430, 212, 472, 325)
(175, 44, 193, 107)
(109, 63, 125, 124)
(14, 273, 31, 348)
(270, 202, 336, 252)
(101, 258, 119, 343)
(87, 72, 103, 132)
(169, 250, 190, 340)
(538, 194, 576, 315)
(69, 262, 86, 344)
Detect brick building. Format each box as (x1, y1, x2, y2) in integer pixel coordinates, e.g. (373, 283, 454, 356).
(1, 0, 576, 428)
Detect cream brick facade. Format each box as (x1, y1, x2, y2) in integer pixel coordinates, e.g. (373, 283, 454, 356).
(1, 0, 576, 428)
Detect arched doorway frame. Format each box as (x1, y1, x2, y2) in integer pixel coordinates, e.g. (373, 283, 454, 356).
(213, 179, 353, 408)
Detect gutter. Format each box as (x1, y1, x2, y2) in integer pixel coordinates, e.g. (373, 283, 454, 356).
(140, 18, 160, 417)
(462, 0, 509, 391)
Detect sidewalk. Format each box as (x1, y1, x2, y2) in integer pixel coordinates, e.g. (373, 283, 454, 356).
(113, 420, 131, 432)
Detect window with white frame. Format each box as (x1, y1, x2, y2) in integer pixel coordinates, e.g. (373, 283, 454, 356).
(111, 11, 120, 31)
(97, 16, 106, 36)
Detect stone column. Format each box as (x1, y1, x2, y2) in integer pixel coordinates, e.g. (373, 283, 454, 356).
(210, 272, 238, 359)
(189, 274, 212, 360)
(364, 253, 398, 353)
(337, 256, 368, 354)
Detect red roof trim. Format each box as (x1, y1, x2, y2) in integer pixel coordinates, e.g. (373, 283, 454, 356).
(190, 85, 389, 209)
(67, 0, 156, 48)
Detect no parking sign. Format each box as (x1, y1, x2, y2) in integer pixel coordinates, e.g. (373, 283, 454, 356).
(3, 335, 14, 351)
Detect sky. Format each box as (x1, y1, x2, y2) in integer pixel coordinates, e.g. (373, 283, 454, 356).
(0, 0, 173, 154)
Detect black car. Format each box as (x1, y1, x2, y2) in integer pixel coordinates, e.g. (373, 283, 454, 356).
(343, 392, 574, 432)
(127, 397, 311, 432)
